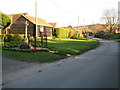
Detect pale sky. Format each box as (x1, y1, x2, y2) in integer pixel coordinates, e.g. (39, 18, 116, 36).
(0, 0, 119, 27)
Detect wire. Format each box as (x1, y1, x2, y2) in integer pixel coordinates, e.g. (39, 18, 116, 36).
(48, 0, 77, 17)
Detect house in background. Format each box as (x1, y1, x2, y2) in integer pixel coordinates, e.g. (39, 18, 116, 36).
(2, 13, 53, 39)
(66, 25, 77, 38)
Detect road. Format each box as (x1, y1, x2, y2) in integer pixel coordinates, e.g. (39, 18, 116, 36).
(3, 38, 119, 88)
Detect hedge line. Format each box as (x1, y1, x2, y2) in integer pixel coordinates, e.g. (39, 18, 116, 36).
(1, 34, 24, 42)
(53, 28, 80, 38)
(53, 28, 70, 38)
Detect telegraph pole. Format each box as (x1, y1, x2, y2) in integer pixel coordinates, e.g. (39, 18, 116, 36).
(35, 0, 38, 49)
(78, 16, 80, 38)
(35, 0, 38, 37)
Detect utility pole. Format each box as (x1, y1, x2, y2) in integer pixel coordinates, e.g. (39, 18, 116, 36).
(78, 16, 80, 38)
(35, 0, 38, 49)
(83, 19, 86, 32)
(84, 19, 88, 44)
(35, 0, 38, 37)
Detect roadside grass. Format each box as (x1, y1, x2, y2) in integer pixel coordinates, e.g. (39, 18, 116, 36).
(2, 38, 100, 62)
(102, 34, 120, 40)
(2, 51, 66, 63)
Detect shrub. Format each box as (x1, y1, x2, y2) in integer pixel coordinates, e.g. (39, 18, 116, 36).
(1, 35, 5, 42)
(69, 30, 76, 38)
(13, 34, 24, 42)
(94, 31, 105, 38)
(73, 32, 79, 38)
(3, 34, 24, 42)
(29, 36, 35, 42)
(2, 34, 25, 48)
(54, 28, 70, 38)
(4, 34, 13, 42)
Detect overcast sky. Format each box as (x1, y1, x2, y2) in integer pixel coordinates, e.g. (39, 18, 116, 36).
(0, 0, 119, 27)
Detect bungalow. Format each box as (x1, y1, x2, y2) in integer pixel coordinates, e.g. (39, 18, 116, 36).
(2, 13, 53, 39)
(49, 23, 59, 28)
(67, 25, 84, 37)
(66, 25, 78, 38)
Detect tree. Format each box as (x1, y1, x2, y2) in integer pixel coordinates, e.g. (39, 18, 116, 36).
(0, 13, 11, 43)
(101, 8, 117, 34)
(0, 13, 11, 29)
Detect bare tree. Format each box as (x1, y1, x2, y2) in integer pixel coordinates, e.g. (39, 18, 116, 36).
(101, 8, 118, 34)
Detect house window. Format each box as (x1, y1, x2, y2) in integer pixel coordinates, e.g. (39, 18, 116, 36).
(40, 26, 44, 32)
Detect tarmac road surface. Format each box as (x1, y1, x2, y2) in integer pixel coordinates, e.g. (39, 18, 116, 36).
(3, 38, 119, 88)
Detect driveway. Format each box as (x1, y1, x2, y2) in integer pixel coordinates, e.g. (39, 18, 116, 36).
(2, 56, 38, 84)
(3, 38, 119, 88)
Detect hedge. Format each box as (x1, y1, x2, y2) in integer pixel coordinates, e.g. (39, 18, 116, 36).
(2, 34, 25, 48)
(2, 34, 25, 42)
(54, 28, 70, 38)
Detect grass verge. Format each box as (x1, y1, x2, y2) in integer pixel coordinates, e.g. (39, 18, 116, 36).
(2, 51, 66, 63)
(102, 34, 120, 40)
(2, 38, 100, 62)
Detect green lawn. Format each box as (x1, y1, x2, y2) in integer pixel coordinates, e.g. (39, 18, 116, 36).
(2, 38, 99, 62)
(48, 38, 99, 55)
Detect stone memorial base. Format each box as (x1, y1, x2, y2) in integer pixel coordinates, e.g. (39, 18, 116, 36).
(20, 38, 33, 49)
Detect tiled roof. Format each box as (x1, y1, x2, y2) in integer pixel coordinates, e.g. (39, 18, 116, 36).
(49, 23, 58, 27)
(9, 14, 21, 25)
(8, 13, 53, 27)
(24, 15, 52, 27)
(67, 25, 77, 31)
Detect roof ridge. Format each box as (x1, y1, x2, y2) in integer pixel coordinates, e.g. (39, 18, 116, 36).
(9, 13, 28, 16)
(21, 15, 52, 27)
(7, 13, 52, 27)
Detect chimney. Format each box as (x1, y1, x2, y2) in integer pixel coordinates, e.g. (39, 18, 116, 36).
(22, 13, 29, 16)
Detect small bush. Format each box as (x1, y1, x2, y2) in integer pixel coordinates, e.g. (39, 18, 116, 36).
(13, 34, 24, 42)
(94, 31, 105, 38)
(2, 34, 25, 48)
(1, 35, 5, 42)
(54, 28, 70, 38)
(73, 32, 79, 39)
(4, 34, 13, 42)
(3, 34, 24, 42)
